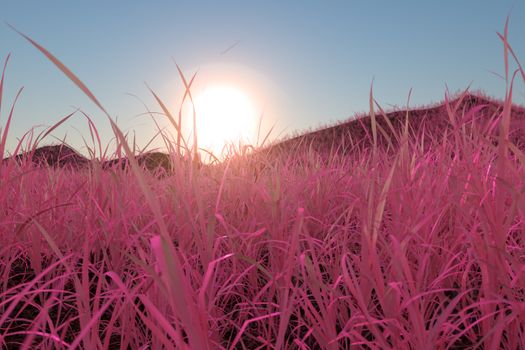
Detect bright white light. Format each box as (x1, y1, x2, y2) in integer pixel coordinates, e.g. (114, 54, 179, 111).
(193, 85, 257, 156)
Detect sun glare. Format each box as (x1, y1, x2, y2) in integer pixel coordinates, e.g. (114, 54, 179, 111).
(192, 85, 257, 156)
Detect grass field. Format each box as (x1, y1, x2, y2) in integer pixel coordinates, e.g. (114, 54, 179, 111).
(1, 20, 525, 349)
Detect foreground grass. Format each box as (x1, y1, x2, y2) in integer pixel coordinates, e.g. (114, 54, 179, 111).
(1, 19, 525, 349)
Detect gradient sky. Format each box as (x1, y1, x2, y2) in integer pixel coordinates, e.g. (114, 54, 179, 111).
(1, 1, 524, 158)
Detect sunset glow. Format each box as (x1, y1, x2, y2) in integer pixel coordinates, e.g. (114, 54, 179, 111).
(192, 85, 258, 156)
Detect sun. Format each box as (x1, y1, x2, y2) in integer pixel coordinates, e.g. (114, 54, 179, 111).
(192, 85, 258, 156)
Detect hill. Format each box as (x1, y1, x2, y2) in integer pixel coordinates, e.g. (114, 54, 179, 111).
(256, 92, 525, 160)
(2, 144, 174, 173)
(3, 91, 525, 170)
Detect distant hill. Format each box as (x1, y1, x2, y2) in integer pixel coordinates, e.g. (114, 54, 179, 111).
(256, 92, 525, 159)
(2, 144, 174, 173)
(3, 92, 525, 171)
(3, 144, 90, 169)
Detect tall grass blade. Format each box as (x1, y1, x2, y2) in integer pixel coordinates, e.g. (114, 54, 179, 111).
(0, 87, 22, 159)
(0, 54, 11, 122)
(7, 24, 111, 118)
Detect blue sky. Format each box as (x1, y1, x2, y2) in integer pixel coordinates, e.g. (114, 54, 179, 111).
(1, 1, 524, 158)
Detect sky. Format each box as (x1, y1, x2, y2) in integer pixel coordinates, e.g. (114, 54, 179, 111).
(1, 1, 524, 159)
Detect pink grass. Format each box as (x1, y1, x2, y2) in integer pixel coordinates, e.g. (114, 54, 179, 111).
(1, 17, 525, 349)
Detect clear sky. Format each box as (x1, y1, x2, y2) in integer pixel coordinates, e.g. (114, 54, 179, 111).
(1, 1, 524, 158)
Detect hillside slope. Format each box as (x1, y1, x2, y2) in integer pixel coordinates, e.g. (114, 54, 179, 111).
(257, 92, 525, 160)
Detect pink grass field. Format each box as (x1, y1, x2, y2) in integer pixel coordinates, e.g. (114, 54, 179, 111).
(2, 20, 525, 349)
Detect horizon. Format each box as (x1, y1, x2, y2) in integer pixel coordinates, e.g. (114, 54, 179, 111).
(3, 89, 525, 165)
(1, 1, 525, 158)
